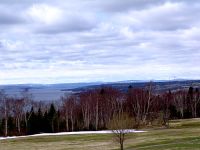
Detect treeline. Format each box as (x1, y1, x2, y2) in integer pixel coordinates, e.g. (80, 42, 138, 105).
(0, 84, 200, 136)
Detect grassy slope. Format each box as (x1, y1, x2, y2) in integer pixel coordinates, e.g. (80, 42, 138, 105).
(1, 118, 200, 150)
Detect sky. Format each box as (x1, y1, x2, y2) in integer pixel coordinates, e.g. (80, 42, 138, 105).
(0, 0, 200, 84)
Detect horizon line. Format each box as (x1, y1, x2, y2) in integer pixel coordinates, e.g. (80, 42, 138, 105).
(0, 78, 199, 86)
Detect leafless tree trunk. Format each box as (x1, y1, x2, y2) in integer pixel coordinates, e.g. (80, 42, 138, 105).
(95, 96, 99, 130)
(62, 94, 77, 131)
(21, 89, 33, 133)
(161, 91, 172, 127)
(65, 115, 69, 131)
(4, 100, 8, 137)
(173, 91, 187, 118)
(193, 88, 200, 118)
(80, 92, 92, 130)
(0, 90, 8, 136)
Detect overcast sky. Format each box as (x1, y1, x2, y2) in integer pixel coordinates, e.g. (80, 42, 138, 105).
(0, 0, 200, 84)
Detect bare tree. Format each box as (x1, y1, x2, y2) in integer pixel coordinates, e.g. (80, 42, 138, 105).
(0, 90, 8, 136)
(127, 83, 155, 126)
(108, 113, 134, 150)
(192, 88, 200, 118)
(62, 94, 77, 131)
(173, 90, 187, 118)
(99, 88, 122, 128)
(80, 91, 92, 130)
(68, 96, 77, 131)
(21, 89, 33, 133)
(13, 98, 26, 134)
(61, 94, 70, 131)
(161, 91, 172, 127)
(92, 90, 99, 131)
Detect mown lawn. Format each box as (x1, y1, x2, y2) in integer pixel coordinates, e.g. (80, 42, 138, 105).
(1, 118, 200, 150)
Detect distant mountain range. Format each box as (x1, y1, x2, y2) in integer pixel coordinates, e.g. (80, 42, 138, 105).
(0, 80, 200, 101)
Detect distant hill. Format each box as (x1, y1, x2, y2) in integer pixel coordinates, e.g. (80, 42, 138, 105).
(0, 80, 200, 101)
(71, 80, 200, 93)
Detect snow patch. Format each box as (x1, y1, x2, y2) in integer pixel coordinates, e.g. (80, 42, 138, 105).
(0, 129, 146, 140)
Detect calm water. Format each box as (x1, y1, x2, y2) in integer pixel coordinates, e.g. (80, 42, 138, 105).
(4, 88, 72, 101)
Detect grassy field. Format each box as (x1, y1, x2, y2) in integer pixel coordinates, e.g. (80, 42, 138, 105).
(1, 118, 200, 150)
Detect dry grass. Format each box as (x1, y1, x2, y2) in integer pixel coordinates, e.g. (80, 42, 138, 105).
(1, 118, 200, 150)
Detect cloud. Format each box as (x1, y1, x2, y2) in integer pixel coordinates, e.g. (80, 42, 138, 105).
(0, 6, 24, 25)
(0, 0, 200, 84)
(94, 0, 164, 12)
(27, 4, 62, 24)
(113, 2, 200, 31)
(25, 4, 97, 33)
(95, 0, 200, 12)
(36, 15, 96, 34)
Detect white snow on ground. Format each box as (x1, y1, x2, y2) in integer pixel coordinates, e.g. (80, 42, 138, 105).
(0, 129, 146, 140)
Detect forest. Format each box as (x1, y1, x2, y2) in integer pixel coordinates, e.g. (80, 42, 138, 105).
(0, 83, 200, 136)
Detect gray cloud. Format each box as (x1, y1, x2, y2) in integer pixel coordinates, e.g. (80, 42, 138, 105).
(113, 2, 200, 31)
(36, 16, 96, 34)
(0, 7, 24, 25)
(94, 0, 165, 12)
(96, 0, 200, 12)
(0, 0, 200, 84)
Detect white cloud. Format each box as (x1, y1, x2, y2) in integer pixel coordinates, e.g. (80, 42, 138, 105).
(0, 0, 200, 84)
(27, 4, 63, 25)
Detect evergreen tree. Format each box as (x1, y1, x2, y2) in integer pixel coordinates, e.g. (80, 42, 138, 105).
(27, 107, 37, 134)
(48, 104, 57, 133)
(37, 108, 43, 133)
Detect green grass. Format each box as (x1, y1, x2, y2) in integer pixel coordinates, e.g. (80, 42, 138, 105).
(1, 118, 200, 150)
